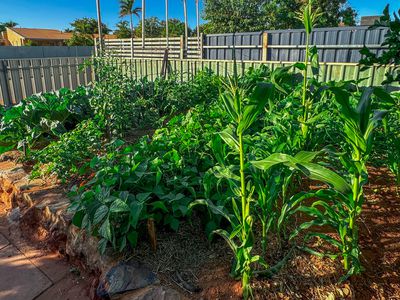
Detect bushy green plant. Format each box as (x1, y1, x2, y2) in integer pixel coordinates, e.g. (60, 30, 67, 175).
(360, 4, 400, 85)
(31, 119, 104, 180)
(91, 59, 221, 134)
(69, 103, 227, 254)
(0, 87, 92, 155)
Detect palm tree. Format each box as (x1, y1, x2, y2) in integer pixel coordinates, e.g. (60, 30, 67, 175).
(119, 0, 141, 39)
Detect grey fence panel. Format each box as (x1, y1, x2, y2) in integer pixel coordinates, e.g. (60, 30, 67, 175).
(204, 26, 388, 63)
(0, 57, 93, 106)
(204, 32, 263, 61)
(0, 46, 93, 59)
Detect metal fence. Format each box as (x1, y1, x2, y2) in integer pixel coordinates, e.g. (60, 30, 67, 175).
(0, 57, 93, 106)
(204, 26, 388, 62)
(0, 56, 393, 107)
(103, 58, 390, 87)
(102, 26, 388, 63)
(0, 46, 93, 59)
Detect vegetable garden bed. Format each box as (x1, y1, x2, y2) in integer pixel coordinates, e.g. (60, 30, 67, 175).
(1, 5, 400, 298)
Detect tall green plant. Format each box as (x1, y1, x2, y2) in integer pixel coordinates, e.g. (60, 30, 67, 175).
(287, 87, 392, 277)
(297, 0, 321, 143)
(192, 79, 274, 299)
(331, 87, 392, 272)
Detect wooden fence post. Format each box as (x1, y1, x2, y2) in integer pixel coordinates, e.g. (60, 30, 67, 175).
(199, 33, 204, 60)
(180, 35, 186, 59)
(262, 32, 269, 62)
(130, 38, 134, 59)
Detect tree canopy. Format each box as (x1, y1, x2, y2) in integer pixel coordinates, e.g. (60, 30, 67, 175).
(202, 0, 357, 33)
(67, 18, 111, 46)
(0, 21, 18, 33)
(114, 21, 132, 39)
(69, 18, 111, 35)
(161, 19, 188, 37)
(202, 0, 268, 33)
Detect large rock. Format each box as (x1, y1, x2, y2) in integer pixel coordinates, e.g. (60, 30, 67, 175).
(97, 259, 159, 299)
(66, 225, 119, 272)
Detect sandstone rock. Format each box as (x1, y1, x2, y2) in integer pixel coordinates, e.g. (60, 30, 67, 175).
(66, 226, 119, 273)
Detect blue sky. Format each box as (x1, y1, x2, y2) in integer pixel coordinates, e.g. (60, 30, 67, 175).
(0, 0, 399, 31)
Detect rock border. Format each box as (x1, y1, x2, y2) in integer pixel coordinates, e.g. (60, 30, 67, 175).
(0, 156, 184, 300)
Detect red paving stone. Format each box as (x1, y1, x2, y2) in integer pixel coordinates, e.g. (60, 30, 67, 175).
(0, 244, 52, 300)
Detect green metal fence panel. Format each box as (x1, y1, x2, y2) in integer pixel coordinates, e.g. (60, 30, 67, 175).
(107, 58, 390, 88)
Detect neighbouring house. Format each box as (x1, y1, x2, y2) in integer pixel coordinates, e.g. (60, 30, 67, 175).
(1, 27, 117, 46)
(4, 27, 73, 46)
(0, 36, 7, 45)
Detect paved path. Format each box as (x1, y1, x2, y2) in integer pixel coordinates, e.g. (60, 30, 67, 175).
(0, 207, 92, 300)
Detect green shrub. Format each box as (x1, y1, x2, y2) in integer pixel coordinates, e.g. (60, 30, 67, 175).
(31, 119, 103, 180)
(0, 87, 92, 155)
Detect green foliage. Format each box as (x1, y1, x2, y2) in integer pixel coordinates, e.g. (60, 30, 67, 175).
(202, 0, 268, 34)
(192, 77, 281, 298)
(0, 21, 18, 33)
(297, 0, 322, 144)
(119, 0, 141, 21)
(385, 93, 400, 184)
(67, 33, 95, 46)
(69, 103, 227, 254)
(0, 87, 92, 155)
(119, 0, 141, 39)
(31, 119, 103, 180)
(67, 17, 111, 46)
(114, 21, 132, 39)
(360, 5, 400, 85)
(69, 17, 111, 35)
(202, 0, 356, 33)
(161, 18, 187, 37)
(288, 86, 394, 278)
(90, 59, 220, 137)
(134, 17, 163, 38)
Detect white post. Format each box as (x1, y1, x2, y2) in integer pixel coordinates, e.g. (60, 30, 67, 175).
(183, 0, 188, 49)
(165, 0, 169, 48)
(96, 0, 103, 53)
(196, 0, 200, 49)
(142, 0, 145, 48)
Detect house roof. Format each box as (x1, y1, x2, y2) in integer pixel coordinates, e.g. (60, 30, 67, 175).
(7, 28, 117, 41)
(8, 28, 73, 41)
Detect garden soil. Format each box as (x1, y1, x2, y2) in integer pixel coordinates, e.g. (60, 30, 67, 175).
(1, 164, 399, 299)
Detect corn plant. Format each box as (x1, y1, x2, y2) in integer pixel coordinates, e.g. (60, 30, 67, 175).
(385, 93, 400, 187)
(192, 79, 275, 299)
(284, 87, 392, 278)
(333, 86, 392, 269)
(296, 0, 321, 143)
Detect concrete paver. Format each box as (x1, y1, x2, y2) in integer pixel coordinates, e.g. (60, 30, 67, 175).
(0, 233, 9, 250)
(29, 252, 71, 283)
(35, 274, 90, 300)
(0, 245, 52, 300)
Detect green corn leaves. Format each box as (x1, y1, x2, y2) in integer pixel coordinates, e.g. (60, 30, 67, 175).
(251, 152, 351, 193)
(220, 80, 275, 135)
(237, 83, 275, 135)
